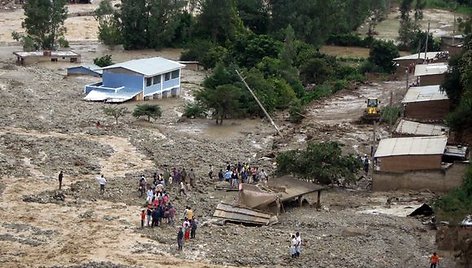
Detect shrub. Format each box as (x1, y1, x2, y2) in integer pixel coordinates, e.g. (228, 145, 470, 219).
(93, 55, 114, 67)
(381, 105, 401, 126)
(183, 102, 206, 118)
(132, 104, 162, 122)
(288, 99, 305, 124)
(434, 164, 472, 224)
(276, 141, 361, 185)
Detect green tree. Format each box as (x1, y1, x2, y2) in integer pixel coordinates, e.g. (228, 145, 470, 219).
(276, 141, 361, 185)
(21, 0, 68, 50)
(398, 0, 426, 49)
(132, 104, 162, 121)
(196, 84, 242, 124)
(102, 106, 129, 124)
(147, 0, 190, 49)
(367, 40, 400, 73)
(230, 34, 282, 68)
(195, 0, 245, 43)
(95, 0, 121, 47)
(236, 0, 270, 34)
(120, 0, 148, 49)
(93, 55, 114, 67)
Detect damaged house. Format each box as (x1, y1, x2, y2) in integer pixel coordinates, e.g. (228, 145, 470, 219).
(84, 57, 184, 103)
(373, 136, 468, 192)
(414, 63, 448, 86)
(213, 176, 325, 225)
(401, 85, 450, 122)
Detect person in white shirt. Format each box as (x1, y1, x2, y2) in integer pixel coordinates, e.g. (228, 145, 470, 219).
(290, 235, 297, 258)
(295, 232, 302, 257)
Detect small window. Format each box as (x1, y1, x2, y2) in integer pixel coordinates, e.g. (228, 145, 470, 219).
(152, 75, 160, 85)
(171, 69, 180, 79)
(164, 72, 171, 81)
(146, 77, 152, 87)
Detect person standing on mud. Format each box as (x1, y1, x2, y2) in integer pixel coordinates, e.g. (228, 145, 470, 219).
(295, 232, 302, 257)
(208, 164, 214, 180)
(430, 252, 440, 268)
(58, 171, 63, 190)
(177, 227, 184, 251)
(190, 217, 198, 239)
(140, 209, 145, 228)
(188, 168, 196, 188)
(97, 174, 107, 194)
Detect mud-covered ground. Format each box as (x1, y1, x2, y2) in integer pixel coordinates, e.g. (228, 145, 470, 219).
(0, 1, 461, 266)
(0, 46, 457, 268)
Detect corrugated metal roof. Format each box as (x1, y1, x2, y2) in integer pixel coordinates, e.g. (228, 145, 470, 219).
(101, 57, 185, 76)
(374, 136, 447, 158)
(84, 87, 141, 103)
(393, 51, 447, 61)
(395, 119, 449, 136)
(401, 85, 449, 103)
(67, 64, 103, 75)
(414, 63, 448, 76)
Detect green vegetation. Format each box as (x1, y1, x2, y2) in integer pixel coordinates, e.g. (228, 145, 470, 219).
(435, 164, 472, 223)
(439, 18, 472, 223)
(364, 40, 400, 73)
(102, 106, 129, 124)
(94, 0, 121, 47)
(276, 142, 362, 185)
(93, 55, 114, 67)
(183, 102, 207, 119)
(380, 105, 401, 126)
(15, 0, 68, 50)
(132, 104, 163, 122)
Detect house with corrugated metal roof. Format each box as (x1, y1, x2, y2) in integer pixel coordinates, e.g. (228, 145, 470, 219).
(83, 57, 185, 103)
(372, 136, 468, 192)
(393, 119, 449, 138)
(401, 85, 450, 121)
(414, 63, 448, 86)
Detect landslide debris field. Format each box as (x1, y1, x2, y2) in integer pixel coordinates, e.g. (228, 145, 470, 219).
(0, 49, 455, 268)
(0, 2, 460, 267)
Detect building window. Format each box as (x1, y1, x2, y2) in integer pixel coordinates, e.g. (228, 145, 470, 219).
(171, 69, 180, 79)
(152, 75, 160, 85)
(146, 77, 152, 87)
(164, 72, 171, 81)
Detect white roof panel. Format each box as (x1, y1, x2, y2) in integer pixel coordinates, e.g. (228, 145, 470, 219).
(393, 51, 447, 61)
(395, 119, 449, 136)
(101, 57, 185, 76)
(84, 88, 142, 103)
(402, 85, 449, 103)
(374, 136, 447, 158)
(414, 63, 448, 76)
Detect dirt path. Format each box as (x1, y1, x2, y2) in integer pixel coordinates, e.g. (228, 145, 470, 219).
(0, 127, 221, 268)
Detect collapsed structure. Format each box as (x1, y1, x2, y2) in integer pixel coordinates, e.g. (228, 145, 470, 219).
(213, 176, 325, 225)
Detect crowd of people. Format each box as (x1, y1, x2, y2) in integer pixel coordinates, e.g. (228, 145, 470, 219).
(136, 171, 199, 251)
(212, 161, 269, 189)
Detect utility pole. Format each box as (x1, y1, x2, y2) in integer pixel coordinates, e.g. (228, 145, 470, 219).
(236, 70, 283, 137)
(424, 21, 431, 62)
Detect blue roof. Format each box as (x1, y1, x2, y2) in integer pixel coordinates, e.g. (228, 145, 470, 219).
(101, 57, 185, 77)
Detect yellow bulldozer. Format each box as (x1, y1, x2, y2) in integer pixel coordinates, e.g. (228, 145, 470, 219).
(361, 98, 381, 123)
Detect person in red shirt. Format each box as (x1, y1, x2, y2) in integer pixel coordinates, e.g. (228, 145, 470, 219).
(430, 252, 439, 268)
(140, 210, 146, 228)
